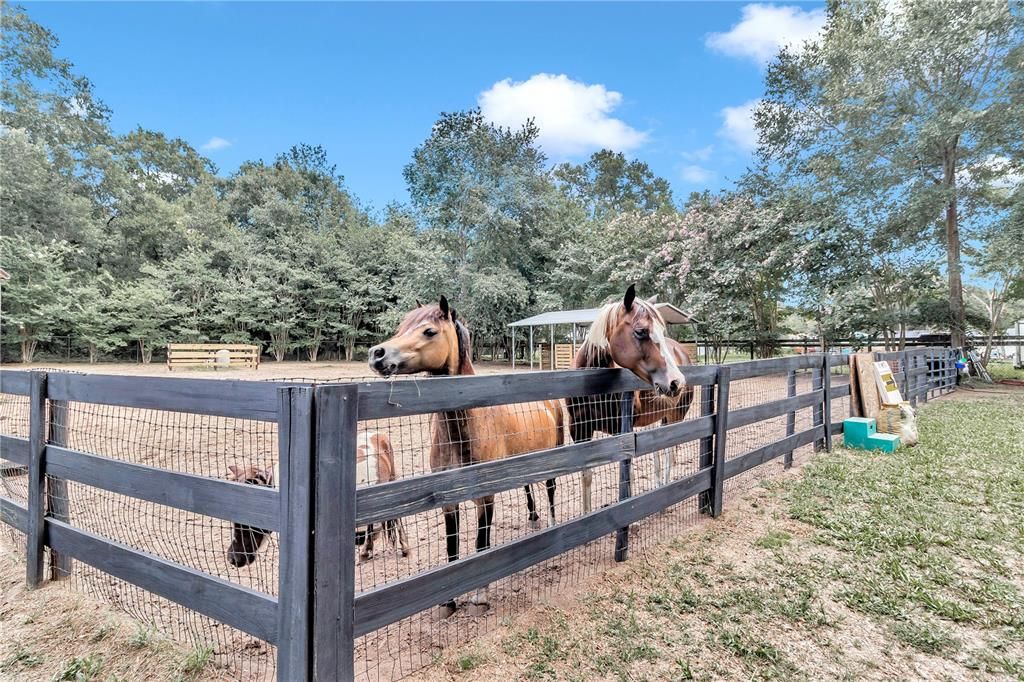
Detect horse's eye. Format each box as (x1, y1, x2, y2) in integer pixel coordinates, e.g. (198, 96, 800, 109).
(424, 328, 438, 338)
(634, 328, 649, 340)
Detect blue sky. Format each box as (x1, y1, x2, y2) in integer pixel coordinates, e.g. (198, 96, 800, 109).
(27, 2, 827, 213)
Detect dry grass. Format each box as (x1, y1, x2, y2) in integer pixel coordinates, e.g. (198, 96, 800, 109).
(0, 548, 226, 681)
(408, 387, 1024, 681)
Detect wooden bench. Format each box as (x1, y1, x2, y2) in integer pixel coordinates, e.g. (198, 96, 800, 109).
(166, 344, 261, 371)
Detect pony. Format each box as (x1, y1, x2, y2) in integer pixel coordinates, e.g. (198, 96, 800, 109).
(225, 431, 408, 567)
(368, 297, 564, 615)
(567, 285, 695, 511)
(354, 431, 410, 560)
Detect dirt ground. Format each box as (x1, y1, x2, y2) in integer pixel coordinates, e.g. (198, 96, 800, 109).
(2, 360, 861, 680)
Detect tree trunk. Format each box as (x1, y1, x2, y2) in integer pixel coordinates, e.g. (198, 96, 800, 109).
(345, 338, 355, 361)
(89, 344, 98, 364)
(20, 338, 36, 364)
(944, 145, 966, 348)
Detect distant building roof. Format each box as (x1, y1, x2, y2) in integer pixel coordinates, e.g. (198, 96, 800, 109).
(510, 303, 697, 327)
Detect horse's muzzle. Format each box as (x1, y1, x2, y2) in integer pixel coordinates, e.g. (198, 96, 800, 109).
(368, 345, 400, 376)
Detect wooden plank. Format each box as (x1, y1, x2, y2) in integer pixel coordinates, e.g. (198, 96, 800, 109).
(822, 356, 833, 452)
(352, 467, 712, 638)
(784, 370, 796, 469)
(48, 400, 72, 579)
(634, 415, 714, 456)
(355, 366, 719, 420)
(1, 494, 27, 533)
(0, 370, 32, 396)
(728, 354, 820, 380)
(1, 435, 29, 465)
(357, 433, 635, 526)
(26, 372, 47, 588)
(47, 373, 286, 421)
(277, 387, 315, 682)
(46, 518, 277, 643)
(168, 344, 260, 351)
(727, 390, 823, 430)
(313, 384, 358, 681)
(698, 383, 714, 514)
(725, 426, 824, 479)
(710, 366, 730, 517)
(46, 446, 280, 530)
(830, 384, 851, 399)
(614, 391, 635, 562)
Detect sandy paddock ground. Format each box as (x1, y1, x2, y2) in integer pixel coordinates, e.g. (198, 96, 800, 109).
(0, 360, 852, 680)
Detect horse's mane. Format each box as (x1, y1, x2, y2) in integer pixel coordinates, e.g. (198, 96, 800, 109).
(578, 298, 667, 368)
(395, 303, 472, 375)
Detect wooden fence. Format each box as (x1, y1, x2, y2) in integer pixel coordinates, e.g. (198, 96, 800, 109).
(166, 343, 261, 370)
(0, 347, 958, 681)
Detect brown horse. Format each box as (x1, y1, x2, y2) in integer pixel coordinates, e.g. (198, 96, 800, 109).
(369, 297, 564, 614)
(567, 285, 694, 511)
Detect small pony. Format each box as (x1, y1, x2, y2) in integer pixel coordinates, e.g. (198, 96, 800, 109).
(225, 432, 409, 567)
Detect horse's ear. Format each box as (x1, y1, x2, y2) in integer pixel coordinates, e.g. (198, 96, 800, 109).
(623, 284, 636, 312)
(415, 299, 423, 308)
(439, 295, 450, 319)
(450, 307, 458, 323)
(227, 465, 244, 480)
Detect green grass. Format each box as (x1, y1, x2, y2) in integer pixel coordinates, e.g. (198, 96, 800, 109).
(788, 395, 1024, 663)
(179, 645, 214, 679)
(986, 361, 1024, 381)
(0, 646, 43, 672)
(53, 654, 103, 681)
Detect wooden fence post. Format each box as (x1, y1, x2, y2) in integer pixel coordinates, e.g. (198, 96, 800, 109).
(47, 398, 72, 580)
(783, 369, 796, 469)
(901, 350, 911, 405)
(698, 381, 715, 514)
(277, 386, 315, 682)
(26, 371, 47, 588)
(812, 360, 824, 452)
(312, 383, 358, 681)
(822, 355, 833, 452)
(709, 366, 730, 518)
(614, 391, 635, 562)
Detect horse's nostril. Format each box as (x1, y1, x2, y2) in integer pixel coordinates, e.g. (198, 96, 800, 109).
(372, 347, 386, 360)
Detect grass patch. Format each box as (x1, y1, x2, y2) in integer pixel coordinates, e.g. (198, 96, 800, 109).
(788, 395, 1024, 666)
(985, 361, 1023, 381)
(754, 529, 792, 550)
(179, 645, 214, 678)
(54, 654, 103, 680)
(0, 646, 42, 672)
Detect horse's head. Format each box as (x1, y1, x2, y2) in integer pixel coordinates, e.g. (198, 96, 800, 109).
(226, 465, 274, 568)
(369, 296, 470, 376)
(586, 285, 686, 397)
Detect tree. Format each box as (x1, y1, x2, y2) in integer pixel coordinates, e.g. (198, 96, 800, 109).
(759, 0, 1024, 347)
(554, 149, 674, 217)
(971, 192, 1024, 363)
(0, 236, 76, 362)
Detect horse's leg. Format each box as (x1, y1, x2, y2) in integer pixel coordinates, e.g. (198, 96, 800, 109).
(660, 416, 671, 486)
(524, 484, 541, 530)
(440, 504, 460, 615)
(571, 423, 595, 514)
(545, 478, 557, 527)
(393, 518, 411, 557)
(468, 496, 495, 614)
(360, 523, 374, 561)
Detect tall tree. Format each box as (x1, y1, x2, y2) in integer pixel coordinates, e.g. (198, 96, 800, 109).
(758, 0, 1024, 347)
(554, 149, 674, 217)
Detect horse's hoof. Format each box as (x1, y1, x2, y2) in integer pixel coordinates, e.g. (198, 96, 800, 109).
(527, 518, 543, 530)
(438, 603, 458, 619)
(466, 603, 489, 617)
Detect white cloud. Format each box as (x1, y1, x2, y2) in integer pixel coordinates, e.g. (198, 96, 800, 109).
(681, 145, 714, 163)
(718, 99, 760, 151)
(201, 136, 232, 151)
(478, 73, 647, 157)
(706, 4, 825, 67)
(681, 165, 713, 184)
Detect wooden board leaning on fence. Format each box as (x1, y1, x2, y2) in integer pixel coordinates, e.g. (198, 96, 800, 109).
(166, 344, 261, 371)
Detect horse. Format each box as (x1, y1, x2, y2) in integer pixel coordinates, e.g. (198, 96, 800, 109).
(566, 284, 695, 512)
(368, 296, 565, 615)
(225, 430, 409, 567)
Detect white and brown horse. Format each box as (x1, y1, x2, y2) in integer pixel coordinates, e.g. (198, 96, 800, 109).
(567, 285, 695, 511)
(368, 297, 564, 614)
